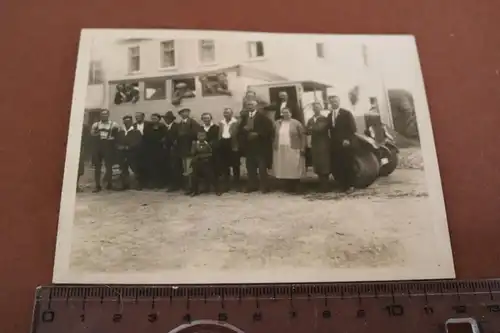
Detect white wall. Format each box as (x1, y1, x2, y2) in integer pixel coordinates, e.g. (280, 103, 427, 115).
(89, 35, 423, 128)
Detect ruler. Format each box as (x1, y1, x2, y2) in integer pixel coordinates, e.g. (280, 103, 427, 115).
(31, 279, 500, 333)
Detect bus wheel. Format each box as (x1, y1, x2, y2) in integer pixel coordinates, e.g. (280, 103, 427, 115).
(379, 145, 399, 177)
(352, 151, 380, 189)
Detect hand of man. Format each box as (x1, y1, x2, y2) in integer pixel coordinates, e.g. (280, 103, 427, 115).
(248, 132, 259, 140)
(342, 139, 350, 147)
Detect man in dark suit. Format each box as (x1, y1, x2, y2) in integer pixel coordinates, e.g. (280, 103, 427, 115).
(77, 123, 91, 192)
(116, 115, 142, 190)
(132, 112, 149, 190)
(238, 100, 275, 193)
(163, 111, 182, 191)
(327, 95, 358, 192)
(177, 108, 202, 194)
(266, 91, 301, 122)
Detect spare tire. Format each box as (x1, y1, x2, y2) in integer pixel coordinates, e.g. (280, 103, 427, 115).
(352, 151, 380, 189)
(379, 145, 399, 177)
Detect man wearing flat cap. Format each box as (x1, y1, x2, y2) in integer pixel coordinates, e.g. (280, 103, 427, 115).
(116, 115, 142, 190)
(163, 110, 182, 191)
(176, 108, 201, 193)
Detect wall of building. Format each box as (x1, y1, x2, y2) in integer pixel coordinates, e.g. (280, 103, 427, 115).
(92, 36, 397, 128)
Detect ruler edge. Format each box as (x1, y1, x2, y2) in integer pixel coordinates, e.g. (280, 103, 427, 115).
(34, 279, 500, 300)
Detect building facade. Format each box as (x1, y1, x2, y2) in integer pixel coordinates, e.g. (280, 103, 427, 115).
(90, 37, 392, 126)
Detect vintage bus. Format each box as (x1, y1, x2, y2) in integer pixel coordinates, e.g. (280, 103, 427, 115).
(106, 64, 288, 123)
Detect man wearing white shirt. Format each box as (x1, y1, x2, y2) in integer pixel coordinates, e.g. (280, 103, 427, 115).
(238, 100, 274, 193)
(264, 91, 301, 122)
(90, 109, 120, 192)
(327, 95, 358, 192)
(132, 112, 149, 189)
(218, 108, 240, 191)
(116, 115, 142, 190)
(163, 111, 181, 191)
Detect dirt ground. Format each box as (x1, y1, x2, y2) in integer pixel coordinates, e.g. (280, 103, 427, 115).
(67, 148, 439, 278)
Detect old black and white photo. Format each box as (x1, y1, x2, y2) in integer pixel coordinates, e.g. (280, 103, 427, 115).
(53, 29, 454, 284)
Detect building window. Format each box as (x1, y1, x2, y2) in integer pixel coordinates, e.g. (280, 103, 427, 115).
(88, 60, 103, 84)
(199, 72, 232, 97)
(199, 40, 216, 64)
(160, 40, 176, 68)
(247, 41, 265, 58)
(128, 46, 140, 73)
(316, 43, 325, 58)
(114, 82, 140, 105)
(144, 79, 166, 101)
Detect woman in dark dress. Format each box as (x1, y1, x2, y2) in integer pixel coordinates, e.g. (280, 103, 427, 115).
(143, 113, 167, 188)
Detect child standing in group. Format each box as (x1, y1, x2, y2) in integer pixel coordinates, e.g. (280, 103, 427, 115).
(189, 131, 221, 196)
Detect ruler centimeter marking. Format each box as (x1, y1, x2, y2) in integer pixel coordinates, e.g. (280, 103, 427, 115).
(31, 280, 500, 333)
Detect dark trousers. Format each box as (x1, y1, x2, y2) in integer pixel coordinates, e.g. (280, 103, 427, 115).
(146, 147, 166, 188)
(92, 140, 115, 188)
(218, 139, 240, 183)
(165, 147, 183, 189)
(245, 154, 269, 191)
(119, 148, 138, 188)
(318, 174, 330, 192)
(191, 158, 218, 193)
(331, 145, 355, 189)
(135, 145, 148, 187)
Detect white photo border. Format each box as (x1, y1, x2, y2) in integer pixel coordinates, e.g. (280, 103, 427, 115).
(52, 29, 455, 284)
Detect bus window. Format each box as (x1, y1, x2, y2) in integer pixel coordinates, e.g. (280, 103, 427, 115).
(144, 78, 167, 101)
(114, 82, 140, 105)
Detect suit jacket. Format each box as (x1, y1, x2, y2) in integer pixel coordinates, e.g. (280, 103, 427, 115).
(116, 127, 142, 150)
(218, 118, 239, 150)
(327, 108, 357, 147)
(163, 122, 178, 149)
(273, 119, 306, 151)
(143, 123, 167, 150)
(238, 111, 274, 165)
(177, 118, 201, 157)
(132, 121, 151, 136)
(202, 123, 220, 149)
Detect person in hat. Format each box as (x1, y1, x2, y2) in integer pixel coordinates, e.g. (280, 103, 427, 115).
(176, 108, 201, 194)
(172, 82, 195, 106)
(163, 110, 182, 191)
(89, 109, 121, 192)
(116, 115, 142, 190)
(143, 113, 167, 188)
(132, 112, 150, 190)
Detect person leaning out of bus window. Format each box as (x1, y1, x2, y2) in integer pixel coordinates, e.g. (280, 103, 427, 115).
(306, 102, 331, 192)
(90, 109, 121, 192)
(115, 115, 142, 191)
(272, 107, 306, 193)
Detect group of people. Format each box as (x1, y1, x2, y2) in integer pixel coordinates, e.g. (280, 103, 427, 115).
(78, 91, 358, 196)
